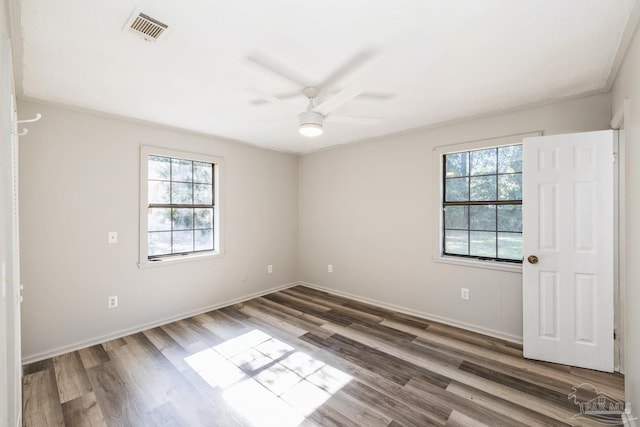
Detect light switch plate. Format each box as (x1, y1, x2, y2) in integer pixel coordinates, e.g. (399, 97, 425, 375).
(108, 232, 118, 244)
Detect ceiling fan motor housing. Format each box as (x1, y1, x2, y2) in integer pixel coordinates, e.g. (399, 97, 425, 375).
(298, 111, 323, 127)
(298, 111, 324, 137)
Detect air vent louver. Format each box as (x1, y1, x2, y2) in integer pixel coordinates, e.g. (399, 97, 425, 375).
(126, 12, 168, 41)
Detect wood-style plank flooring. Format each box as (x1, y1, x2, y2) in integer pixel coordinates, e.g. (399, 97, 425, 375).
(22, 285, 625, 426)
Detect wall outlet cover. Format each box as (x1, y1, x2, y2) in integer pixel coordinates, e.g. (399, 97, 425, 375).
(108, 232, 118, 244)
(108, 296, 118, 308)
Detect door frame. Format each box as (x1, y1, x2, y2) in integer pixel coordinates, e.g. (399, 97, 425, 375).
(611, 98, 628, 374)
(2, 36, 21, 427)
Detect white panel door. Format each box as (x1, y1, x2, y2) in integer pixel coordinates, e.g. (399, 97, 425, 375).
(523, 130, 615, 372)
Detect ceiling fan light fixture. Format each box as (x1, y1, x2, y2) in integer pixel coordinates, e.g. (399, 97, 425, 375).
(298, 111, 324, 137)
(299, 123, 323, 137)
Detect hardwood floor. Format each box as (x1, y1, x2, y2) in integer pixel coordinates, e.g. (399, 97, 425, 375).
(22, 285, 625, 426)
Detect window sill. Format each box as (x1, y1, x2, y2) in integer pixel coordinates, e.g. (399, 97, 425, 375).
(138, 251, 223, 269)
(432, 255, 523, 273)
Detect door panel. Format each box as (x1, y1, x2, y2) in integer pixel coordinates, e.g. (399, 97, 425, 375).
(538, 272, 559, 338)
(523, 130, 615, 372)
(538, 183, 558, 250)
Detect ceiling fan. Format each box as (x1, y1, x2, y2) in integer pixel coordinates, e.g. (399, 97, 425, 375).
(247, 49, 390, 137)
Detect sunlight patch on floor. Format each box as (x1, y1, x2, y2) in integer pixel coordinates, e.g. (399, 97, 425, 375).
(184, 329, 352, 426)
(280, 379, 332, 416)
(212, 329, 272, 358)
(224, 378, 305, 427)
(185, 349, 246, 388)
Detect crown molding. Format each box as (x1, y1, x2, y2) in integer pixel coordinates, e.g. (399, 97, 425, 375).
(606, 0, 640, 91)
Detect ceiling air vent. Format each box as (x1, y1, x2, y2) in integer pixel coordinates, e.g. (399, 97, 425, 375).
(125, 11, 168, 42)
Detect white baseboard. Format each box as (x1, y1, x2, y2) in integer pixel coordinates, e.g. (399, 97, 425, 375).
(22, 281, 300, 365)
(299, 281, 523, 345)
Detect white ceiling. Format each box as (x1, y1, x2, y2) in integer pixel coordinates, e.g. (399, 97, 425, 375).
(16, 0, 639, 153)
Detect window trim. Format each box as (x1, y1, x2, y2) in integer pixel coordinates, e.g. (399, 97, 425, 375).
(138, 145, 224, 268)
(432, 132, 541, 272)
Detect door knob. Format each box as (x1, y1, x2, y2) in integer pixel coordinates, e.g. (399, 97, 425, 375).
(527, 255, 539, 264)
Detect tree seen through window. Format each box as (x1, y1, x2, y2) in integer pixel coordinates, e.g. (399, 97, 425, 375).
(147, 155, 215, 258)
(443, 145, 522, 262)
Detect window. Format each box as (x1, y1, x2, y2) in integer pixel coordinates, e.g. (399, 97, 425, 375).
(442, 144, 523, 262)
(139, 146, 222, 266)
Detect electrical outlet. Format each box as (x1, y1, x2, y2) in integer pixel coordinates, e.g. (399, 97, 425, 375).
(328, 264, 333, 273)
(267, 265, 273, 274)
(108, 295, 118, 308)
(461, 288, 470, 300)
(241, 272, 247, 282)
(108, 231, 118, 244)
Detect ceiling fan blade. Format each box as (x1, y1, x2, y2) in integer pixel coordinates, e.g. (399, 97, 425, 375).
(250, 115, 294, 123)
(248, 88, 299, 108)
(326, 115, 381, 124)
(359, 91, 395, 101)
(313, 85, 364, 116)
(273, 89, 303, 100)
(318, 48, 379, 90)
(247, 53, 311, 87)
(320, 90, 394, 103)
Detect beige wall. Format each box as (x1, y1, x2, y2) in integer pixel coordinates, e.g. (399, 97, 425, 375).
(18, 100, 299, 361)
(299, 93, 611, 341)
(612, 22, 640, 417)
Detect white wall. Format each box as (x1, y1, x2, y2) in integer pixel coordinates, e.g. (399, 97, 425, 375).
(611, 22, 640, 417)
(18, 100, 299, 361)
(299, 93, 611, 341)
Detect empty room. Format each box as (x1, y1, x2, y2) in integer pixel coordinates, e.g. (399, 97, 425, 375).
(2, 0, 640, 426)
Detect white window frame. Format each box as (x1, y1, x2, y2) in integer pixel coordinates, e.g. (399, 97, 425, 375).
(138, 145, 224, 268)
(432, 132, 540, 273)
